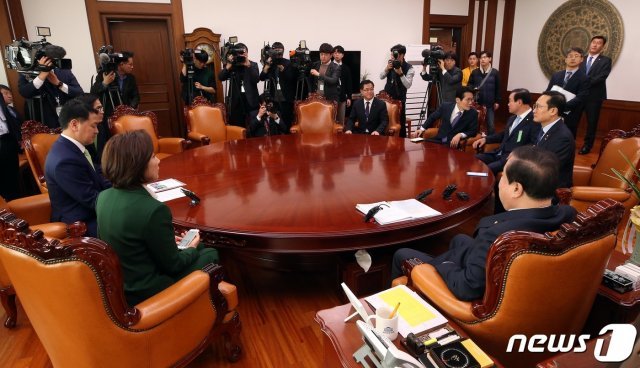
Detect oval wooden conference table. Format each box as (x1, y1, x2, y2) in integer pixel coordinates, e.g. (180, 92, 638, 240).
(161, 133, 494, 253)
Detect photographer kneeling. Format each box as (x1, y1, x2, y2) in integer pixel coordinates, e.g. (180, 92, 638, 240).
(249, 94, 287, 137)
(180, 49, 216, 104)
(420, 51, 462, 103)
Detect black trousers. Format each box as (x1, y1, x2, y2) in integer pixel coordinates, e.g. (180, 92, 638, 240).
(577, 96, 604, 147)
(0, 134, 20, 200)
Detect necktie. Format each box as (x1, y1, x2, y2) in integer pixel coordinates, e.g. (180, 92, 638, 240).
(535, 129, 544, 144)
(509, 116, 522, 136)
(563, 71, 572, 86)
(83, 150, 95, 170)
(586, 56, 593, 74)
(365, 101, 370, 121)
(450, 111, 462, 128)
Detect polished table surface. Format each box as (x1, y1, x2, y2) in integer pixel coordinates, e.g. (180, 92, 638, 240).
(161, 134, 494, 252)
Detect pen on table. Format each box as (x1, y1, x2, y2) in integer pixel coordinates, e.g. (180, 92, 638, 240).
(389, 302, 401, 318)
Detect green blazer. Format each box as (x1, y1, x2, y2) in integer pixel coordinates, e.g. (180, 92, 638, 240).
(97, 186, 217, 305)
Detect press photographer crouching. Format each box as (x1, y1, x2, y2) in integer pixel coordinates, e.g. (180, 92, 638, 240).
(259, 42, 296, 130)
(248, 94, 287, 137)
(180, 49, 216, 104)
(219, 42, 260, 127)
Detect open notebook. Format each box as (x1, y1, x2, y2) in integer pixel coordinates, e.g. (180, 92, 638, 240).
(356, 199, 442, 225)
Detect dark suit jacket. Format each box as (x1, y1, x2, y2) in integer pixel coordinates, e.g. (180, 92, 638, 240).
(19, 69, 84, 128)
(0, 98, 23, 200)
(44, 136, 111, 237)
(532, 120, 576, 188)
(422, 102, 478, 143)
(97, 186, 218, 306)
(248, 110, 288, 137)
(0, 99, 22, 143)
(429, 205, 577, 300)
(336, 62, 353, 103)
(91, 72, 140, 114)
(546, 69, 589, 112)
(219, 61, 261, 110)
(469, 68, 500, 106)
(580, 54, 612, 101)
(485, 110, 535, 155)
(311, 61, 340, 102)
(346, 98, 388, 134)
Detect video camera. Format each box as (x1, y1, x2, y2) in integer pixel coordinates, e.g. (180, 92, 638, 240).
(289, 40, 312, 75)
(180, 48, 195, 66)
(221, 36, 246, 66)
(421, 44, 446, 75)
(4, 27, 72, 76)
(260, 42, 285, 66)
(391, 49, 402, 69)
(96, 45, 126, 74)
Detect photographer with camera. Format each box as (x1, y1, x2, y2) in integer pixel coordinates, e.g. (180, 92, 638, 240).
(420, 51, 461, 103)
(18, 45, 83, 128)
(219, 43, 260, 127)
(90, 51, 139, 114)
(179, 49, 216, 104)
(469, 50, 500, 135)
(380, 44, 414, 138)
(248, 94, 287, 137)
(310, 43, 340, 102)
(260, 42, 296, 130)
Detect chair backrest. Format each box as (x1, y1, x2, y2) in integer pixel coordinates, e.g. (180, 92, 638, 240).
(185, 96, 229, 144)
(375, 91, 401, 136)
(293, 93, 338, 134)
(471, 101, 487, 134)
(21, 121, 62, 194)
(109, 105, 161, 153)
(590, 124, 640, 188)
(467, 199, 623, 367)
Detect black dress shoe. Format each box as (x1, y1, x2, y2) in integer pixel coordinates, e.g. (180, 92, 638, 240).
(578, 146, 592, 155)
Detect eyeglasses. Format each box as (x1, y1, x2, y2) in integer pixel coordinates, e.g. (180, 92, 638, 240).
(533, 103, 548, 110)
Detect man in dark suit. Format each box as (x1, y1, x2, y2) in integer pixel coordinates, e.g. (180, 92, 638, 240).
(345, 80, 388, 135)
(546, 47, 589, 138)
(333, 45, 352, 123)
(44, 98, 111, 237)
(412, 87, 478, 149)
(576, 36, 612, 154)
(473, 88, 535, 175)
(532, 91, 576, 189)
(0, 85, 23, 200)
(219, 43, 260, 127)
(391, 146, 577, 300)
(420, 51, 462, 103)
(260, 42, 296, 130)
(248, 95, 288, 137)
(19, 52, 84, 128)
(310, 43, 340, 102)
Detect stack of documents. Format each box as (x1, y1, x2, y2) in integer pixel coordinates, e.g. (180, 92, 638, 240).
(356, 199, 442, 225)
(365, 285, 447, 337)
(145, 178, 186, 202)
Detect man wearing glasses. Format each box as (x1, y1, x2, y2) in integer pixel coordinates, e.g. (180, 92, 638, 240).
(219, 43, 260, 127)
(344, 80, 388, 135)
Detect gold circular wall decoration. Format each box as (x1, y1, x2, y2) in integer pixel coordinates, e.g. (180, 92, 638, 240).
(537, 0, 623, 79)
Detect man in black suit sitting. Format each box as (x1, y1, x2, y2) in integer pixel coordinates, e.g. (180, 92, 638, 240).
(472, 88, 535, 175)
(391, 146, 577, 300)
(344, 80, 388, 135)
(412, 87, 478, 149)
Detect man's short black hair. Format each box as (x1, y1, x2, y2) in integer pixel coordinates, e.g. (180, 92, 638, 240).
(480, 50, 492, 58)
(121, 51, 134, 60)
(468, 52, 478, 58)
(58, 98, 97, 130)
(391, 44, 406, 55)
(511, 88, 532, 105)
(333, 45, 345, 54)
(272, 42, 284, 49)
(319, 43, 333, 54)
(0, 84, 9, 91)
(236, 43, 248, 52)
(541, 91, 566, 115)
(194, 50, 208, 63)
(444, 51, 457, 61)
(77, 93, 99, 106)
(591, 35, 607, 45)
(359, 79, 374, 90)
(506, 146, 560, 199)
(565, 47, 585, 57)
(456, 86, 474, 100)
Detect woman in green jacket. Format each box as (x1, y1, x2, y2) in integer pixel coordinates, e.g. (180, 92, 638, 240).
(97, 130, 218, 305)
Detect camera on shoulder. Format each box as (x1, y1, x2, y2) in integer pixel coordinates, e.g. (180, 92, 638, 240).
(5, 28, 72, 76)
(221, 36, 247, 66)
(421, 44, 446, 76)
(96, 45, 126, 74)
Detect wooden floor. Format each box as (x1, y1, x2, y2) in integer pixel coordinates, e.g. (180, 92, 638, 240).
(0, 142, 601, 368)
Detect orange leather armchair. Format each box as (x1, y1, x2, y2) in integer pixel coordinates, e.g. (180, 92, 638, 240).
(110, 105, 189, 160)
(395, 199, 623, 368)
(375, 91, 401, 136)
(0, 214, 242, 367)
(21, 120, 62, 194)
(290, 93, 343, 134)
(184, 96, 246, 146)
(0, 194, 69, 329)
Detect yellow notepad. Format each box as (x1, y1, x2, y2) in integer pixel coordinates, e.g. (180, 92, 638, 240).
(378, 287, 437, 326)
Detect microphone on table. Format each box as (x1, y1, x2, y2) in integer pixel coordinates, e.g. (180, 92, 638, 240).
(415, 188, 434, 202)
(180, 188, 200, 206)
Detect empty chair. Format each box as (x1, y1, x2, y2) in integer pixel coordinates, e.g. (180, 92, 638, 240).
(290, 93, 343, 134)
(184, 96, 246, 146)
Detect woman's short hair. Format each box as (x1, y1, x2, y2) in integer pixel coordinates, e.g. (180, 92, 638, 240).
(102, 130, 154, 189)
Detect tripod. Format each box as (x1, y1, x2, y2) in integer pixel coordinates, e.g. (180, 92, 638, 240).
(417, 77, 442, 128)
(184, 63, 196, 105)
(294, 69, 311, 101)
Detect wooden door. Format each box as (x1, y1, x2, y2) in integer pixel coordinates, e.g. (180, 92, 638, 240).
(109, 20, 181, 137)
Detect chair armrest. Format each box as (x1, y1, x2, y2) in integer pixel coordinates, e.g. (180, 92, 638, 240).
(225, 126, 247, 141)
(570, 186, 632, 204)
(290, 125, 300, 134)
(158, 138, 188, 154)
(410, 263, 476, 322)
(30, 222, 68, 240)
(133, 270, 210, 329)
(187, 131, 211, 146)
(333, 124, 344, 134)
(7, 193, 52, 225)
(573, 166, 593, 187)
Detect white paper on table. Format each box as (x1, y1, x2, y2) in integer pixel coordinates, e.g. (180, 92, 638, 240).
(153, 187, 186, 202)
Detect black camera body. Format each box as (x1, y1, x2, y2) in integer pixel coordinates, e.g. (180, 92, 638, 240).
(5, 38, 72, 75)
(289, 41, 312, 75)
(260, 43, 285, 66)
(222, 37, 246, 67)
(97, 45, 126, 74)
(180, 48, 195, 66)
(391, 50, 402, 69)
(421, 45, 446, 76)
